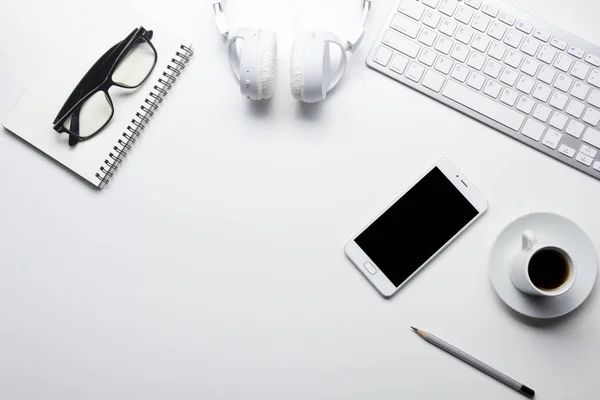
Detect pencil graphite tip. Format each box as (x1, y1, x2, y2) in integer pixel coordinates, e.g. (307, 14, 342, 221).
(410, 326, 418, 332)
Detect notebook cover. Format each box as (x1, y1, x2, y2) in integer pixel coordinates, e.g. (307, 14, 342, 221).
(3, 0, 193, 188)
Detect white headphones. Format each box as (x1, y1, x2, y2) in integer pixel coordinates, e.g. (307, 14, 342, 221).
(212, 1, 372, 103)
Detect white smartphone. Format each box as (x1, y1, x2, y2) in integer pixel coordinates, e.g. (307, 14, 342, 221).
(345, 159, 488, 298)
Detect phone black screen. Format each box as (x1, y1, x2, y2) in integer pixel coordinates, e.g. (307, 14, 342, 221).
(355, 167, 479, 287)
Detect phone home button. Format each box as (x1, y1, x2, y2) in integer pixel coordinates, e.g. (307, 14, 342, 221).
(364, 262, 377, 275)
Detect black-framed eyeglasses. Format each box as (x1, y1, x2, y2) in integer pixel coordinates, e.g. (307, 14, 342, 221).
(53, 26, 158, 147)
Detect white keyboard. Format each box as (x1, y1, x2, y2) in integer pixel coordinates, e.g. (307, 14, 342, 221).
(367, 0, 600, 180)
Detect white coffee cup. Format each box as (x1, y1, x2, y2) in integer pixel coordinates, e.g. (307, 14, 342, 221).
(509, 231, 576, 297)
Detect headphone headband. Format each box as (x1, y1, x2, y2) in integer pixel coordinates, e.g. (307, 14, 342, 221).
(212, 1, 230, 41)
(212, 0, 372, 53)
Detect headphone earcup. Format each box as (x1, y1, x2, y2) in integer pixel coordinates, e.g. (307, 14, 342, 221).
(290, 33, 309, 101)
(291, 32, 336, 103)
(256, 29, 278, 100)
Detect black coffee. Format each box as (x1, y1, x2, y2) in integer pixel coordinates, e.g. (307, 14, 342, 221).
(528, 248, 570, 291)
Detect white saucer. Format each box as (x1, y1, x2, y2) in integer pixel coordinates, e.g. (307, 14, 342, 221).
(490, 213, 598, 319)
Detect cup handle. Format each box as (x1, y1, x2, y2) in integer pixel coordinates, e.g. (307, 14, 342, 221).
(522, 231, 538, 250)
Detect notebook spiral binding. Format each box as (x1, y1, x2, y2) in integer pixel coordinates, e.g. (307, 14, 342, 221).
(95, 45, 194, 188)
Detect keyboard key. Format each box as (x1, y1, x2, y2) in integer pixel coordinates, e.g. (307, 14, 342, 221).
(371, 1, 600, 180)
(522, 119, 546, 141)
(455, 26, 474, 44)
(521, 58, 540, 76)
(504, 50, 523, 69)
(533, 84, 552, 102)
(537, 66, 556, 84)
(472, 34, 490, 53)
(554, 74, 573, 92)
(576, 152, 594, 166)
(550, 37, 568, 51)
(451, 64, 469, 82)
(595, 161, 600, 172)
(549, 91, 569, 110)
(391, 15, 422, 39)
(570, 82, 590, 100)
(499, 12, 516, 26)
(566, 120, 585, 138)
(537, 45, 557, 64)
(585, 54, 600, 67)
(471, 13, 491, 32)
(419, 48, 438, 66)
(559, 144, 576, 157)
(435, 56, 453, 74)
(521, 37, 540, 57)
(435, 36, 453, 54)
(398, 0, 425, 21)
(423, 10, 442, 29)
(464, 0, 481, 10)
(481, 3, 499, 18)
(440, 18, 458, 36)
(533, 29, 550, 42)
(586, 105, 600, 124)
(571, 62, 590, 81)
(467, 52, 486, 70)
(517, 96, 536, 114)
(500, 68, 519, 86)
(467, 71, 486, 90)
(455, 6, 474, 24)
(390, 54, 410, 74)
(442, 80, 524, 130)
(504, 30, 523, 48)
(516, 76, 535, 94)
(374, 46, 393, 66)
(566, 100, 597, 121)
(422, 70, 446, 92)
(451, 43, 470, 62)
(488, 42, 507, 60)
(483, 60, 502, 78)
(406, 62, 426, 82)
(583, 127, 600, 148)
(588, 90, 600, 108)
(516, 21, 533, 34)
(419, 29, 438, 47)
(568, 46, 585, 59)
(549, 112, 568, 130)
(422, 0, 440, 8)
(484, 80, 503, 98)
(583, 107, 600, 126)
(500, 87, 519, 106)
(439, 0, 458, 16)
(488, 22, 507, 40)
(566, 100, 585, 118)
(587, 70, 600, 88)
(533, 104, 552, 122)
(542, 129, 563, 149)
(580, 144, 598, 158)
(554, 54, 573, 72)
(383, 30, 421, 58)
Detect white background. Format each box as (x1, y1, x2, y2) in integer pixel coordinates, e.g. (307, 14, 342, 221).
(0, 0, 599, 399)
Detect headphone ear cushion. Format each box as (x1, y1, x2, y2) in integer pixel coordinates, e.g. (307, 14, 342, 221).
(290, 34, 309, 101)
(257, 29, 277, 100)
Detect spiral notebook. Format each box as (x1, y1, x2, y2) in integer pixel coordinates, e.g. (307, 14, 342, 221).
(2, 0, 193, 189)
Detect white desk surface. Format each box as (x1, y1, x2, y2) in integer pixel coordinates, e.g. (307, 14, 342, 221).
(1, 0, 598, 399)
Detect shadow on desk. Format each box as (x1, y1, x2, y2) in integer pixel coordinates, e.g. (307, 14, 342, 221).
(296, 102, 323, 121)
(490, 280, 599, 328)
(246, 98, 324, 121)
(248, 99, 273, 117)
